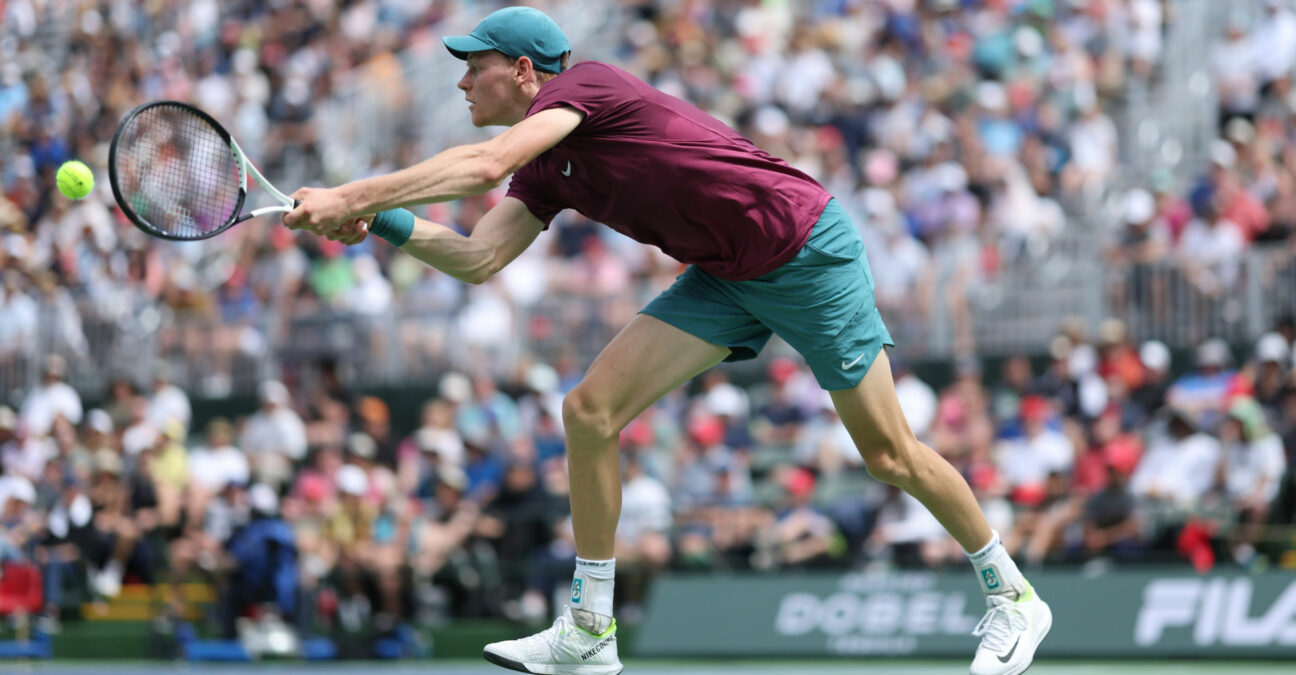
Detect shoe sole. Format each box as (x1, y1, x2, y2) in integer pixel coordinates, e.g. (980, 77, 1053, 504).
(482, 649, 623, 675)
(482, 650, 532, 673)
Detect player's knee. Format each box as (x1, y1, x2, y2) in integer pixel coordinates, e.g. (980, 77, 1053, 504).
(562, 387, 620, 443)
(860, 436, 919, 488)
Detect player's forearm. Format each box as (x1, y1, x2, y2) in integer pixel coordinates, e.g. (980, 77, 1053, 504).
(339, 143, 505, 215)
(397, 216, 498, 284)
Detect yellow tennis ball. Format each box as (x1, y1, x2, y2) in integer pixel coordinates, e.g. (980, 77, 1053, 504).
(56, 160, 94, 200)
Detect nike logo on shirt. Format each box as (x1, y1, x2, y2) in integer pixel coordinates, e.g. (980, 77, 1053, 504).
(562, 161, 572, 177)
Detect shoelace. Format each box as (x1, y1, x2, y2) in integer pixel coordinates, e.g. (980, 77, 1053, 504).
(544, 608, 573, 640)
(971, 595, 1027, 653)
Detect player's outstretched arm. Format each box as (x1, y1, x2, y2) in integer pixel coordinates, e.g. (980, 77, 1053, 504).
(403, 196, 544, 284)
(285, 107, 582, 235)
(327, 197, 544, 285)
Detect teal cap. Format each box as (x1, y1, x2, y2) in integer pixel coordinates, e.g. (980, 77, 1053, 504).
(443, 7, 571, 74)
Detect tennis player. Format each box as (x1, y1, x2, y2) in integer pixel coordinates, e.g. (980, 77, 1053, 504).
(284, 7, 1050, 674)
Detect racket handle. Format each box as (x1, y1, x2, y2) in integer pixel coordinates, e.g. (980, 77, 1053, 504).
(293, 199, 302, 208)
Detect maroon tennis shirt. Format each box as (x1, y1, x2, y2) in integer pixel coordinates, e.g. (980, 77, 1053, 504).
(505, 62, 832, 281)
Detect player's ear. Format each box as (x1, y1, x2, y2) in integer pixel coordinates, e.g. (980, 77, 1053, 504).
(514, 55, 535, 84)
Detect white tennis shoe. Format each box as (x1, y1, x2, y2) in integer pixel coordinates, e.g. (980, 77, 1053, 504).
(970, 581, 1052, 675)
(483, 605, 622, 675)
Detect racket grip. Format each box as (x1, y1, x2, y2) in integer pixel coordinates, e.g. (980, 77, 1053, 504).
(293, 199, 302, 208)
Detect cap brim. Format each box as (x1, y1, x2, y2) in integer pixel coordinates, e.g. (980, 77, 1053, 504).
(443, 35, 496, 60)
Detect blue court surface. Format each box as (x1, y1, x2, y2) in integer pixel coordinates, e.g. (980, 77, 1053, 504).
(9, 661, 1296, 674)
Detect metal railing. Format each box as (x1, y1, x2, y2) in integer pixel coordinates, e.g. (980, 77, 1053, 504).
(1116, 0, 1231, 182)
(6, 246, 1295, 404)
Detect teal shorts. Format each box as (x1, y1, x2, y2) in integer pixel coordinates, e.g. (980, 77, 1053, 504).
(642, 198, 894, 391)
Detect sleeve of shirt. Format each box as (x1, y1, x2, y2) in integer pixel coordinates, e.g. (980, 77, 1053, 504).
(506, 164, 562, 228)
(505, 63, 634, 228)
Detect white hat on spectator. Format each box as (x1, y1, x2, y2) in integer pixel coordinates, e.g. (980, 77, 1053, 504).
(86, 408, 113, 435)
(93, 448, 123, 476)
(1015, 26, 1044, 58)
(937, 162, 969, 193)
(1210, 139, 1236, 169)
(258, 380, 290, 406)
(0, 406, 15, 431)
(1196, 338, 1233, 368)
(975, 81, 1007, 112)
(1255, 332, 1290, 364)
(418, 428, 465, 465)
(438, 464, 468, 492)
(753, 105, 789, 138)
(1139, 340, 1171, 372)
(1068, 343, 1098, 377)
(1224, 117, 1255, 146)
(862, 187, 901, 233)
(705, 383, 748, 418)
(249, 483, 279, 516)
(346, 432, 377, 460)
(438, 371, 472, 404)
(1123, 189, 1155, 225)
(336, 464, 368, 497)
(0, 476, 35, 506)
(526, 363, 560, 395)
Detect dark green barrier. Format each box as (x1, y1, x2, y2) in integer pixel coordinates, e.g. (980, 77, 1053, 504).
(637, 570, 1296, 658)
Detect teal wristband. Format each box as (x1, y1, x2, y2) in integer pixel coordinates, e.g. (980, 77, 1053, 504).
(369, 208, 415, 247)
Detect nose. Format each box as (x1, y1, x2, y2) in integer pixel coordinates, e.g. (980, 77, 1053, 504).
(458, 70, 471, 92)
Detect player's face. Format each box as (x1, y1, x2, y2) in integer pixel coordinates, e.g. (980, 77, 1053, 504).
(458, 51, 528, 127)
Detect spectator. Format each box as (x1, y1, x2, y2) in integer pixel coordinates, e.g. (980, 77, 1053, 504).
(793, 390, 860, 473)
(1131, 340, 1172, 422)
(1252, 0, 1296, 88)
(893, 358, 938, 442)
(120, 395, 159, 459)
(221, 484, 299, 639)
(612, 452, 671, 619)
(751, 358, 809, 448)
(1168, 338, 1237, 429)
(996, 396, 1074, 507)
(146, 364, 192, 434)
(85, 449, 147, 598)
(1131, 409, 1222, 510)
(240, 380, 308, 489)
(1081, 451, 1142, 561)
(1251, 332, 1291, 418)
(753, 468, 843, 571)
(0, 475, 38, 562)
(1107, 189, 1168, 319)
(1213, 15, 1261, 125)
(18, 354, 82, 439)
(1217, 398, 1287, 564)
(410, 465, 482, 618)
(188, 418, 250, 497)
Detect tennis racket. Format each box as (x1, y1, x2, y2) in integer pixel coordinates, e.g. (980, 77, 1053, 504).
(108, 100, 299, 241)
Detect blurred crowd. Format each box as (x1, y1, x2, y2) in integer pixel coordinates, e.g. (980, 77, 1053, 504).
(1108, 0, 1296, 318)
(3, 0, 1296, 644)
(1, 314, 1294, 639)
(2, 0, 1172, 385)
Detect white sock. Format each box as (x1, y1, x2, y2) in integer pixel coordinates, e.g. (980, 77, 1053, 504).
(570, 557, 615, 634)
(964, 530, 1025, 596)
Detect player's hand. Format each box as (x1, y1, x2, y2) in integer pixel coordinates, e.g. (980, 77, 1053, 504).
(327, 215, 372, 246)
(283, 186, 352, 235)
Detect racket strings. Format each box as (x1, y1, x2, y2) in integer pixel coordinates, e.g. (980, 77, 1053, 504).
(115, 104, 242, 238)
